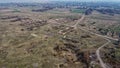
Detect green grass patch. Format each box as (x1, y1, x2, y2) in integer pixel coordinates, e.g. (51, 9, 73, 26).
(12, 9, 21, 12)
(108, 25, 120, 33)
(70, 9, 85, 13)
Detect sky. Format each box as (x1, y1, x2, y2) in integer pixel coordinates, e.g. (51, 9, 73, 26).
(0, 0, 120, 3)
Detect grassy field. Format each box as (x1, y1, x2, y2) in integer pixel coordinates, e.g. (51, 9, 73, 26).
(80, 11, 120, 67)
(0, 8, 107, 68)
(70, 9, 86, 13)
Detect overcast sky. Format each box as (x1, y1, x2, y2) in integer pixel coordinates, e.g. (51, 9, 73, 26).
(0, 0, 120, 3)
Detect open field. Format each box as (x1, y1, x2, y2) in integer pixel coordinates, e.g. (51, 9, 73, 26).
(0, 7, 107, 68)
(79, 11, 120, 68)
(0, 2, 120, 68)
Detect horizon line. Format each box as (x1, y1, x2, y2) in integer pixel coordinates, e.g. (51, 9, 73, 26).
(0, 1, 120, 3)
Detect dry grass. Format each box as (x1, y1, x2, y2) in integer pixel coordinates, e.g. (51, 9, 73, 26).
(0, 8, 107, 68)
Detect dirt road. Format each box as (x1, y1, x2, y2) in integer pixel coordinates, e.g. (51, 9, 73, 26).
(70, 14, 118, 68)
(32, 14, 118, 68)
